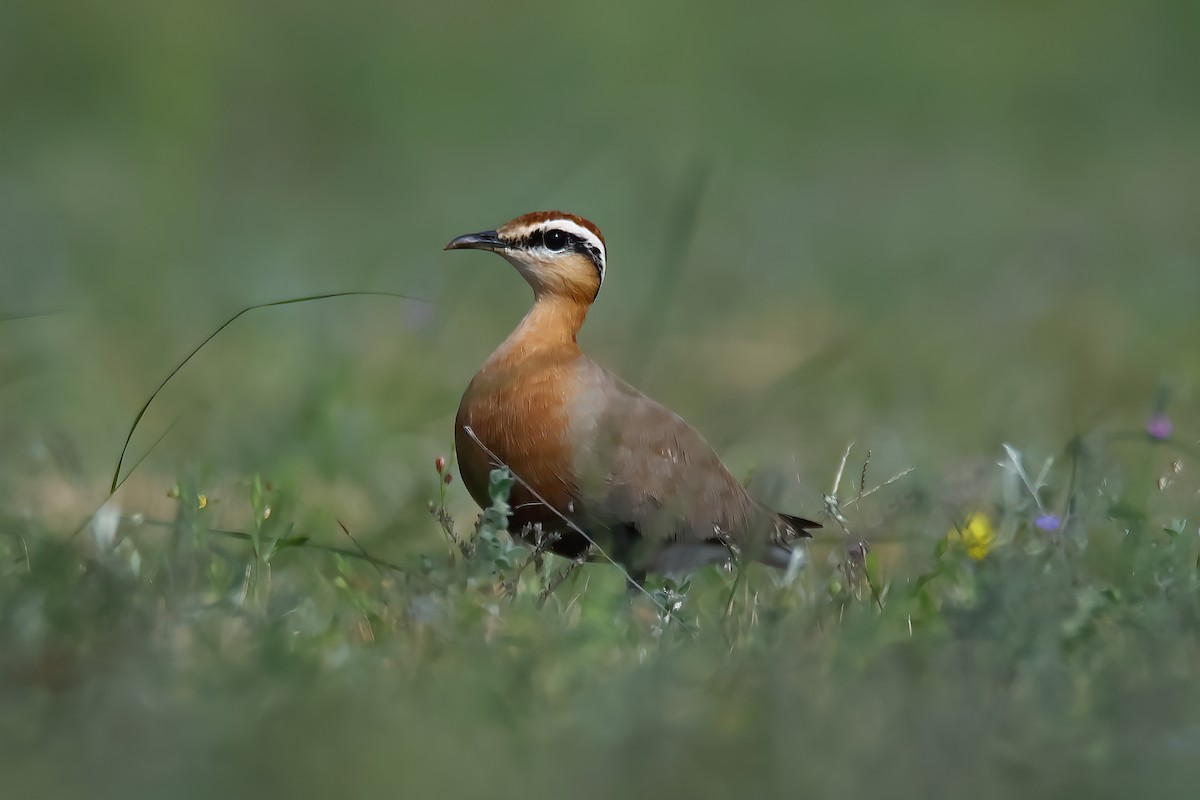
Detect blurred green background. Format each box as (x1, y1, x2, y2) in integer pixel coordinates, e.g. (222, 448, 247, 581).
(2, 1, 1199, 797)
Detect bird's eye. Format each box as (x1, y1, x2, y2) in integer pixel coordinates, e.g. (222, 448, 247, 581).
(543, 229, 568, 252)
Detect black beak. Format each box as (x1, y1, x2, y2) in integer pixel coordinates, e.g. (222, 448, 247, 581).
(443, 230, 505, 251)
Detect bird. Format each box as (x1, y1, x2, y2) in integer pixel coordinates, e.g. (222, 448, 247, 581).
(445, 211, 818, 581)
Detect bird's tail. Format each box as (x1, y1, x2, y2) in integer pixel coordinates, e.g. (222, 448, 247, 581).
(778, 512, 820, 539)
(754, 512, 820, 570)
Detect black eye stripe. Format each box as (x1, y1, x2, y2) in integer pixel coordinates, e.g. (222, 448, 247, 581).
(518, 229, 604, 276)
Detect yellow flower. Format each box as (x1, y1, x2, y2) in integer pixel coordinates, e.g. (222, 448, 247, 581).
(948, 512, 995, 560)
(197, 494, 208, 510)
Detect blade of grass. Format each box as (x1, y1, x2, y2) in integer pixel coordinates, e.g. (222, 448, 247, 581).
(337, 519, 386, 578)
(135, 516, 405, 573)
(109, 291, 424, 494)
(0, 310, 65, 323)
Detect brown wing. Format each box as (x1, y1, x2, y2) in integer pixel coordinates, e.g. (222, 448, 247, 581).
(566, 359, 783, 561)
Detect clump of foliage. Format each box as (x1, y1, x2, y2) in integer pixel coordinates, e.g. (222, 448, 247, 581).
(1, 413, 1197, 798)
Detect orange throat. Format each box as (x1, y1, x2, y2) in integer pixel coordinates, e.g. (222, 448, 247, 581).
(483, 293, 590, 368)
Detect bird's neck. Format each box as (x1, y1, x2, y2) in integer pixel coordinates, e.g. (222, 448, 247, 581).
(487, 293, 589, 366)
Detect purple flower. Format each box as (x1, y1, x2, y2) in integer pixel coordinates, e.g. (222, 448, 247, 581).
(1035, 513, 1061, 532)
(1146, 414, 1173, 441)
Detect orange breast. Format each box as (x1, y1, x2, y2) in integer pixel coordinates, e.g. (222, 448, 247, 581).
(454, 350, 591, 557)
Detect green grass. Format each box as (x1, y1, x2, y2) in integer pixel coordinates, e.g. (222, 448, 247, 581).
(3, 434, 1200, 798)
(3, 0, 1200, 796)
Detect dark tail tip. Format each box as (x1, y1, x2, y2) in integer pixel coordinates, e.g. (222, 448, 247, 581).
(779, 512, 821, 538)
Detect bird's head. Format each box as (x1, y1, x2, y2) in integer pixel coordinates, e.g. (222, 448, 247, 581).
(445, 211, 606, 304)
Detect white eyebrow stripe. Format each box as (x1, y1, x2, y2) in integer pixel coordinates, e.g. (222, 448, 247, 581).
(509, 219, 607, 280)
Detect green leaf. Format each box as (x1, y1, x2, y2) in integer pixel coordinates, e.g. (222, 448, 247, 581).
(864, 550, 881, 581)
(1163, 518, 1188, 537)
(488, 467, 514, 505)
